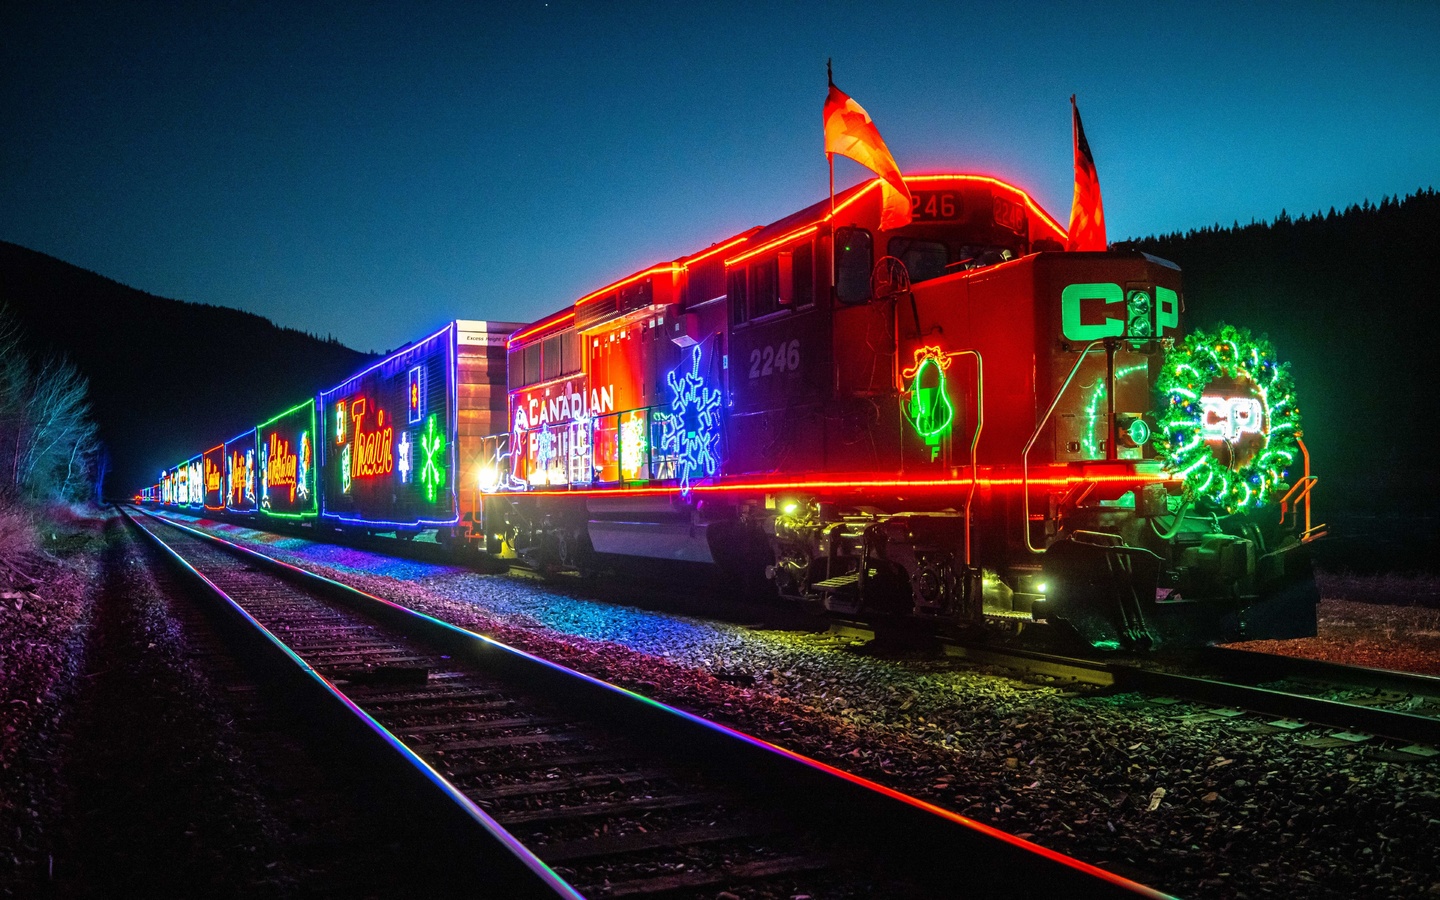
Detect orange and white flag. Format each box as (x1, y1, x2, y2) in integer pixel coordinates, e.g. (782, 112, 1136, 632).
(824, 80, 912, 231)
(1067, 95, 1107, 251)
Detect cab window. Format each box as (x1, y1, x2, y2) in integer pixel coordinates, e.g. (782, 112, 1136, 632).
(750, 257, 779, 318)
(834, 227, 872, 304)
(887, 238, 949, 284)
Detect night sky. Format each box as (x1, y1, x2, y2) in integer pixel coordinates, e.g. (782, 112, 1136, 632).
(4, 1, 1437, 354)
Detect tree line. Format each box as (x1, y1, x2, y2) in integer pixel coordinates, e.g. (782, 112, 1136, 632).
(1120, 185, 1440, 517)
(0, 306, 100, 504)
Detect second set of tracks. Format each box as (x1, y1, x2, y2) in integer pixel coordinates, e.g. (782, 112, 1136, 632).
(124, 508, 1167, 899)
(940, 639, 1440, 751)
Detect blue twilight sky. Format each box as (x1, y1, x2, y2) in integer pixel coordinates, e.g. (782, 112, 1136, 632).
(3, 1, 1437, 354)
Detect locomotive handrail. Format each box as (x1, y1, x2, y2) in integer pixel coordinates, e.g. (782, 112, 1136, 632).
(1021, 339, 1107, 554)
(941, 349, 984, 565)
(1279, 437, 1324, 541)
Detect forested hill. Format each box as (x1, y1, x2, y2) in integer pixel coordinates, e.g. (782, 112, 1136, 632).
(0, 242, 377, 498)
(1117, 187, 1440, 518)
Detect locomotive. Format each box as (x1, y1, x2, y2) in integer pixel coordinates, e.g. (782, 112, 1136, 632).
(142, 173, 1322, 650)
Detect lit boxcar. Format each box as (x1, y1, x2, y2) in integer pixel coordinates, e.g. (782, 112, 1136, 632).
(202, 444, 225, 512)
(256, 399, 318, 521)
(319, 320, 518, 537)
(482, 173, 1320, 649)
(172, 455, 204, 510)
(224, 428, 257, 514)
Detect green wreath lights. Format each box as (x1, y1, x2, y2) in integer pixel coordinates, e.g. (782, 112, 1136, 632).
(1153, 324, 1302, 512)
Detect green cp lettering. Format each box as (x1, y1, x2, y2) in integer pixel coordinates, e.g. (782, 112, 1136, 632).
(1061, 282, 1179, 341)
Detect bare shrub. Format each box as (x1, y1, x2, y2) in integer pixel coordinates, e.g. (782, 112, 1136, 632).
(0, 501, 38, 573)
(0, 305, 101, 503)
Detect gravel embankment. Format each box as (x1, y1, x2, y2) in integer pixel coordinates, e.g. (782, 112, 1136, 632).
(178, 516, 1440, 899)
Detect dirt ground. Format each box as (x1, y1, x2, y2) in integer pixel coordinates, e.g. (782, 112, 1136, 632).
(1227, 569, 1440, 673)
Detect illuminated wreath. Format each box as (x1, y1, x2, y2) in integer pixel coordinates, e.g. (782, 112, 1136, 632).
(1153, 324, 1302, 512)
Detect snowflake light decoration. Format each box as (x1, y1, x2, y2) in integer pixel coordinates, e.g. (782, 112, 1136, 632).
(397, 430, 413, 483)
(419, 414, 446, 502)
(1154, 323, 1302, 512)
(661, 345, 723, 493)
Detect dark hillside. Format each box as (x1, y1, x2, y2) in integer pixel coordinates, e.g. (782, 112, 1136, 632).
(0, 242, 377, 497)
(1119, 188, 1440, 568)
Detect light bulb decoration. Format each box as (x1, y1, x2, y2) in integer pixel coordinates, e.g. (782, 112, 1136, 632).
(1153, 324, 1302, 512)
(244, 449, 255, 503)
(297, 432, 312, 500)
(661, 344, 723, 494)
(340, 444, 353, 493)
(901, 346, 955, 456)
(619, 411, 649, 481)
(534, 426, 558, 484)
(397, 430, 412, 484)
(419, 413, 446, 502)
(259, 442, 270, 508)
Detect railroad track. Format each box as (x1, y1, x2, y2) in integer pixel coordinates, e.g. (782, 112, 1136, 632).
(937, 638, 1440, 750)
(125, 508, 1165, 899)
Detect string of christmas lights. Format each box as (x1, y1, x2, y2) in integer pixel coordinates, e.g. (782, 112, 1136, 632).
(1153, 323, 1302, 512)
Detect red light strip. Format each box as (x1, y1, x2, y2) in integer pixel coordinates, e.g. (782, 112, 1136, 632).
(906, 173, 1070, 239)
(511, 173, 1068, 348)
(573, 263, 681, 309)
(681, 232, 755, 266)
(508, 310, 576, 348)
(494, 469, 1174, 499)
(724, 174, 1066, 268)
(725, 225, 820, 266)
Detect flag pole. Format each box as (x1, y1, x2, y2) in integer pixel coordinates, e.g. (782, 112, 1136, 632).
(827, 59, 836, 223)
(827, 59, 836, 298)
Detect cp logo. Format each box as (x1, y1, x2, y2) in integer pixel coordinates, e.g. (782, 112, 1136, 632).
(1060, 282, 1180, 341)
(1200, 395, 1264, 442)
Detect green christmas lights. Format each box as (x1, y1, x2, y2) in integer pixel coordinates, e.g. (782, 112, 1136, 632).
(1153, 324, 1302, 512)
(903, 346, 955, 447)
(419, 414, 446, 502)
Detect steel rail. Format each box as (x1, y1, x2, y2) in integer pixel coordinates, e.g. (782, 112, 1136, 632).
(1109, 663, 1440, 746)
(122, 507, 584, 899)
(938, 637, 1440, 747)
(135, 507, 1171, 899)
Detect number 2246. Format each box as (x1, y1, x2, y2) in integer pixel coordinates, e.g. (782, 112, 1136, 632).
(749, 340, 800, 379)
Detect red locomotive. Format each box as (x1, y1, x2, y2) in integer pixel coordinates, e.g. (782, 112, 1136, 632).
(482, 173, 1322, 649)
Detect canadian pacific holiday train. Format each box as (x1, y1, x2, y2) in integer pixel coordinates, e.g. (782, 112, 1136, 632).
(139, 173, 1323, 650)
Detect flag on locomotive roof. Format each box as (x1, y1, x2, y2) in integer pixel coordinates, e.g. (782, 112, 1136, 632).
(1066, 95, 1107, 251)
(824, 75, 912, 231)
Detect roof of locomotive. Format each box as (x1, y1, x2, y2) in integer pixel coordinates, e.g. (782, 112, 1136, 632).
(509, 173, 1068, 348)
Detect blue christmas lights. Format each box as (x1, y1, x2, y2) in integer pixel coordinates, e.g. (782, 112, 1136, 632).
(661, 345, 723, 494)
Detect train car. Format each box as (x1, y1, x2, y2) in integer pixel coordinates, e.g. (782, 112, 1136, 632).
(480, 173, 1320, 649)
(224, 428, 257, 514)
(202, 444, 225, 512)
(256, 399, 318, 521)
(160, 469, 174, 506)
(319, 320, 518, 536)
(170, 455, 203, 510)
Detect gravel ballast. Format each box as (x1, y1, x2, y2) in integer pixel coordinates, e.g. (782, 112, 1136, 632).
(167, 515, 1440, 898)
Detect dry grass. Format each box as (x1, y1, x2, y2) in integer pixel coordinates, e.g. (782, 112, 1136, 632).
(0, 501, 39, 574)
